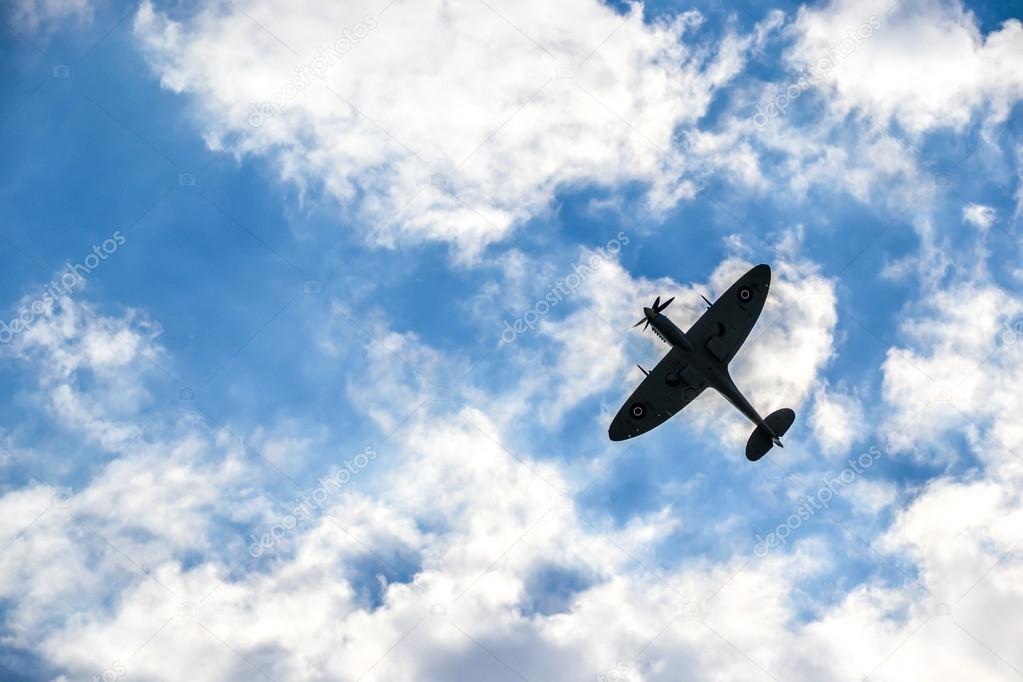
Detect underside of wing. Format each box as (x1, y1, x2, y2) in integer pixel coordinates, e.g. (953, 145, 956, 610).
(608, 347, 707, 441)
(686, 264, 771, 367)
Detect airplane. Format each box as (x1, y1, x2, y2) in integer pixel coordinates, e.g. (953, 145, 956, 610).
(608, 263, 795, 461)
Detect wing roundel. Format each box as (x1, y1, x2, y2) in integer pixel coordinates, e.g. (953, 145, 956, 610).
(686, 264, 771, 367)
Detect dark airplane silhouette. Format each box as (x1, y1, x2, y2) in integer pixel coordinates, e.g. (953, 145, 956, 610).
(609, 264, 795, 461)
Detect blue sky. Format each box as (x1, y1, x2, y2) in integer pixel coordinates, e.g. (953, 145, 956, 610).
(2, 0, 1023, 680)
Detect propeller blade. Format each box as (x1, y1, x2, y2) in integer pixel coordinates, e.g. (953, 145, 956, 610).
(652, 296, 661, 310)
(632, 318, 645, 328)
(657, 296, 674, 312)
(644, 319, 650, 331)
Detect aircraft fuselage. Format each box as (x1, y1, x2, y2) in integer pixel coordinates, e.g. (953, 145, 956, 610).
(646, 310, 777, 441)
(610, 264, 794, 458)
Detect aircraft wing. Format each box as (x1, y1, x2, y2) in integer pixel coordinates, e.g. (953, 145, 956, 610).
(608, 346, 708, 441)
(685, 263, 771, 367)
(607, 264, 771, 442)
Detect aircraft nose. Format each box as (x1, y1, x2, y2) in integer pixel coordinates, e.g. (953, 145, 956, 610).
(643, 307, 655, 319)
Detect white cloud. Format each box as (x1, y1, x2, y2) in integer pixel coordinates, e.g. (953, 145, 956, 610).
(344, 322, 444, 431)
(859, 224, 1023, 682)
(788, 0, 1023, 135)
(5, 295, 165, 451)
(880, 280, 1023, 470)
(872, 269, 1023, 658)
(4, 0, 92, 34)
(132, 0, 758, 259)
(809, 383, 865, 457)
(846, 478, 897, 515)
(703, 1, 1020, 239)
(1015, 143, 1023, 220)
(695, 100, 928, 213)
(879, 476, 1023, 598)
(963, 202, 997, 230)
(4, 284, 1023, 681)
(5, 0, 1023, 678)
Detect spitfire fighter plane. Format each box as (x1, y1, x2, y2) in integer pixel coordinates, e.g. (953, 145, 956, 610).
(608, 264, 795, 461)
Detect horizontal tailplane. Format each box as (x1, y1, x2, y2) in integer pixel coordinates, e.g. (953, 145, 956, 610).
(745, 408, 796, 462)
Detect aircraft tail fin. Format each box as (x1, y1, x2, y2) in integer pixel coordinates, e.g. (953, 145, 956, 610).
(745, 408, 796, 462)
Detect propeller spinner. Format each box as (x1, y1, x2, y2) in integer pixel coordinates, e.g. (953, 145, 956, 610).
(632, 296, 674, 331)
